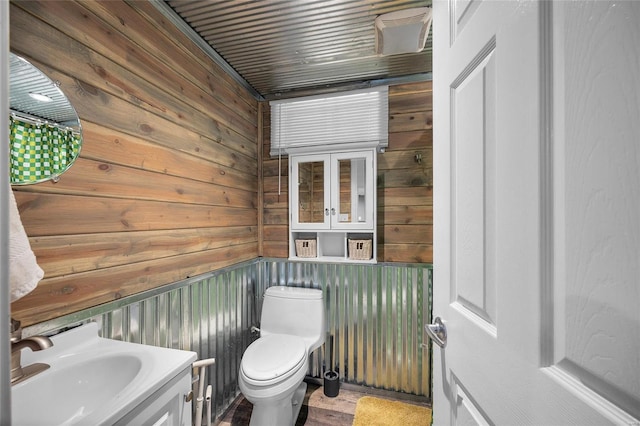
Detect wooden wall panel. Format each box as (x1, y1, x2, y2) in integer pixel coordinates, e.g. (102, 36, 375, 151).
(379, 81, 433, 262)
(9, 1, 431, 325)
(10, 1, 258, 326)
(261, 105, 290, 258)
(261, 81, 433, 262)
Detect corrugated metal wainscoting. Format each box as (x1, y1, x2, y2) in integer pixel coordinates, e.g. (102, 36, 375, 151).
(259, 260, 433, 397)
(24, 259, 432, 421)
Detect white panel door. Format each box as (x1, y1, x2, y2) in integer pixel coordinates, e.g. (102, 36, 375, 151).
(432, 0, 640, 424)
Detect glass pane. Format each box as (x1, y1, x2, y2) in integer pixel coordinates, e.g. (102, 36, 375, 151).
(338, 158, 366, 224)
(338, 159, 352, 222)
(298, 160, 325, 223)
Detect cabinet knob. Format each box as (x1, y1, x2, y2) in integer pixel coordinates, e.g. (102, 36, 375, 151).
(331, 208, 336, 215)
(325, 208, 330, 216)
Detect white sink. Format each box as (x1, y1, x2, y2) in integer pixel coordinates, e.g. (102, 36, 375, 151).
(12, 322, 197, 425)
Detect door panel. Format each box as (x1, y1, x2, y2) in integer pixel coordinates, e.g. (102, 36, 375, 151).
(452, 0, 481, 42)
(433, 0, 640, 424)
(551, 1, 640, 418)
(451, 43, 497, 328)
(451, 377, 489, 426)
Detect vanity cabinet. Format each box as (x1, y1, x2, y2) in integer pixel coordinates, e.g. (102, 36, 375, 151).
(115, 367, 192, 426)
(289, 149, 376, 263)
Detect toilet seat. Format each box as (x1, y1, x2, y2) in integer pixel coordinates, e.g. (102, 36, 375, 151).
(241, 334, 306, 386)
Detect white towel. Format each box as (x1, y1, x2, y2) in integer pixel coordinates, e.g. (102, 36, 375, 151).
(9, 189, 43, 302)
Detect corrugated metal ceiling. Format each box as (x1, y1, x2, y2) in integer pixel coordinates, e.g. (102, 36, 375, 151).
(155, 0, 432, 100)
(9, 53, 80, 127)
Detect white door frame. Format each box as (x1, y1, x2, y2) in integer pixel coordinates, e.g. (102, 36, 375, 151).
(1, 0, 12, 423)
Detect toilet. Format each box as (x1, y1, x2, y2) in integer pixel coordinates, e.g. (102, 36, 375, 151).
(238, 286, 325, 426)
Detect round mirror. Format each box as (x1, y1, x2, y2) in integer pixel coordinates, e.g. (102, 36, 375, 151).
(9, 52, 82, 185)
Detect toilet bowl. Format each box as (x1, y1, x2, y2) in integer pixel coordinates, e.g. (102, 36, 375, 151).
(238, 286, 325, 426)
(239, 334, 308, 425)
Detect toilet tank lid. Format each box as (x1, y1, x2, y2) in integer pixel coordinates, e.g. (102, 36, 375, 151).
(265, 286, 323, 300)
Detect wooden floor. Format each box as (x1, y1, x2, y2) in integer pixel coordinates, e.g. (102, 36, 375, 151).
(217, 381, 430, 426)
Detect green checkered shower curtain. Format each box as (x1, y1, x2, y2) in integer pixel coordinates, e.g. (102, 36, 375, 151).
(9, 116, 81, 183)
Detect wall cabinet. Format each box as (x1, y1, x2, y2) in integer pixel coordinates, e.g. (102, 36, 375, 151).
(289, 150, 376, 263)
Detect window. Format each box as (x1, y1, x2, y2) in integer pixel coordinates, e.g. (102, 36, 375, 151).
(270, 86, 388, 156)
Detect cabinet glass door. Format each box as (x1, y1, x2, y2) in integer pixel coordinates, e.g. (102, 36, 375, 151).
(331, 151, 374, 229)
(298, 160, 324, 223)
(291, 155, 330, 229)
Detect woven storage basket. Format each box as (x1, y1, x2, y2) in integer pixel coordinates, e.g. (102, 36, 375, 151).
(348, 239, 372, 260)
(295, 239, 317, 258)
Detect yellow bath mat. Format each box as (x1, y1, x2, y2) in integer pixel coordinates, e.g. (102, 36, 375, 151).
(352, 396, 432, 426)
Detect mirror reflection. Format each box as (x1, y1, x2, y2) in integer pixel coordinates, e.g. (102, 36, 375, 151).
(9, 53, 82, 185)
(297, 160, 324, 224)
(339, 158, 366, 224)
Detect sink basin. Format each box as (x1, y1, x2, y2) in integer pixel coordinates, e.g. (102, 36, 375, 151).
(14, 355, 142, 425)
(12, 323, 196, 425)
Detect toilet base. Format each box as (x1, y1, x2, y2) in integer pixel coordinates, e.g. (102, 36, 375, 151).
(291, 381, 307, 423)
(248, 381, 308, 426)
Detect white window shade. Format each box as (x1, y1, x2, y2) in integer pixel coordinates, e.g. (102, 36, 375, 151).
(270, 86, 388, 156)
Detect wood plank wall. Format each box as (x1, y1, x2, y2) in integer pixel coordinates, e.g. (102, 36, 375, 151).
(261, 82, 433, 262)
(9, 1, 259, 326)
(380, 82, 433, 262)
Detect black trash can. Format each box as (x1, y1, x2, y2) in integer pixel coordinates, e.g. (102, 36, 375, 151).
(323, 370, 339, 397)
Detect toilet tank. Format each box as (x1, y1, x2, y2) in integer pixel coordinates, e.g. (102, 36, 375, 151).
(260, 286, 325, 352)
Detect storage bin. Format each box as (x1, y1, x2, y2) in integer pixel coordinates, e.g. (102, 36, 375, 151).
(295, 239, 317, 258)
(348, 239, 372, 260)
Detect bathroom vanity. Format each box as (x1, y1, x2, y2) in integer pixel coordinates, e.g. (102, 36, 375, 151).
(12, 322, 197, 425)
